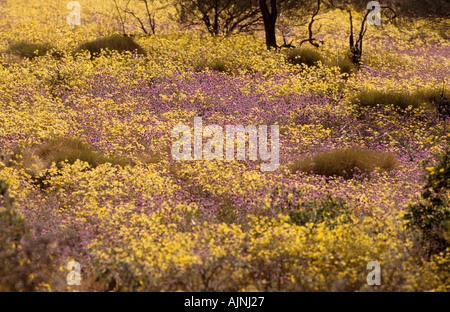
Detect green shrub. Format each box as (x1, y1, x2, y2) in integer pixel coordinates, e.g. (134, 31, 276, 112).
(7, 41, 54, 59)
(206, 59, 229, 72)
(0, 181, 74, 291)
(405, 148, 450, 257)
(286, 47, 324, 67)
(289, 196, 349, 229)
(0, 180, 29, 291)
(0, 180, 13, 209)
(352, 89, 424, 111)
(289, 147, 398, 179)
(74, 35, 147, 58)
(270, 187, 350, 229)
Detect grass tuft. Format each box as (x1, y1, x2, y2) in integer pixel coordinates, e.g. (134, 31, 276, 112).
(285, 47, 324, 67)
(336, 55, 356, 76)
(74, 35, 147, 58)
(193, 59, 231, 73)
(351, 89, 424, 111)
(7, 137, 129, 187)
(289, 147, 398, 179)
(7, 41, 54, 59)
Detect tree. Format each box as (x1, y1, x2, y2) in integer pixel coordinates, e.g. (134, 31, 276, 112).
(172, 0, 327, 50)
(298, 0, 323, 48)
(329, 1, 397, 64)
(112, 0, 169, 35)
(173, 0, 261, 36)
(259, 0, 329, 50)
(259, 0, 278, 49)
(346, 3, 396, 64)
(393, 0, 449, 18)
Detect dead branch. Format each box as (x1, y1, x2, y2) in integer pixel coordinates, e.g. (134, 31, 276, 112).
(298, 0, 323, 48)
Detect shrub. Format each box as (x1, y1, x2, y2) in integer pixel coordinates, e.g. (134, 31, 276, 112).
(0, 180, 29, 291)
(352, 89, 424, 111)
(74, 35, 147, 58)
(271, 187, 350, 228)
(0, 181, 76, 291)
(7, 137, 128, 187)
(0, 180, 13, 209)
(285, 47, 324, 67)
(289, 147, 398, 179)
(269, 186, 351, 231)
(7, 41, 54, 59)
(405, 148, 450, 257)
(287, 195, 349, 228)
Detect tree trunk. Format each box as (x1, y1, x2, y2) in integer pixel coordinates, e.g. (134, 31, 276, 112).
(259, 0, 278, 49)
(264, 18, 277, 49)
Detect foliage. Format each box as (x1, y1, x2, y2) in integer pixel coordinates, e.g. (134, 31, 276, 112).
(405, 149, 450, 257)
(287, 195, 349, 228)
(173, 0, 260, 35)
(193, 58, 230, 73)
(0, 181, 29, 291)
(0, 180, 83, 291)
(414, 87, 450, 118)
(271, 187, 350, 228)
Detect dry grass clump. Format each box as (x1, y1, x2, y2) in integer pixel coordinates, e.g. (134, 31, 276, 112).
(7, 137, 128, 179)
(7, 41, 53, 59)
(335, 55, 356, 76)
(414, 87, 449, 117)
(289, 147, 398, 179)
(325, 51, 357, 76)
(74, 35, 147, 58)
(351, 90, 424, 111)
(285, 47, 324, 67)
(193, 59, 231, 74)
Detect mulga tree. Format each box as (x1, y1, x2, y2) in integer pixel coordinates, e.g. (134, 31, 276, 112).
(259, 0, 332, 50)
(173, 0, 261, 36)
(112, 0, 170, 35)
(331, 1, 397, 64)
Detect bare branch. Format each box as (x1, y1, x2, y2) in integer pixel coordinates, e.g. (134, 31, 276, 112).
(112, 0, 127, 34)
(123, 6, 148, 34)
(299, 0, 322, 48)
(381, 6, 397, 20)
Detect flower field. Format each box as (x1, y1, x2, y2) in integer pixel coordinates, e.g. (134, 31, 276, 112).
(0, 0, 449, 291)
